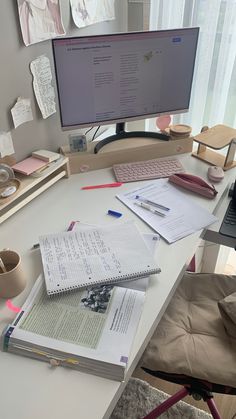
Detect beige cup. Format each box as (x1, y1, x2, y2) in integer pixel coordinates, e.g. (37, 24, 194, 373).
(0, 250, 26, 298)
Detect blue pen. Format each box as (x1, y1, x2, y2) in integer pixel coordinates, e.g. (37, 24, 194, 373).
(135, 195, 170, 212)
(107, 209, 122, 218)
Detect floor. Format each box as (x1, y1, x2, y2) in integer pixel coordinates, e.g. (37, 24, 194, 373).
(224, 248, 236, 275)
(132, 367, 236, 419)
(132, 248, 236, 419)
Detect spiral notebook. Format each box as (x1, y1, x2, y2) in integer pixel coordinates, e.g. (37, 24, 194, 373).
(39, 221, 160, 296)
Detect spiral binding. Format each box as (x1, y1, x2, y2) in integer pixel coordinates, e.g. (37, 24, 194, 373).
(47, 266, 161, 296)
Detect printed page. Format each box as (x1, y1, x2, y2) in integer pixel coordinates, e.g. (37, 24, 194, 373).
(18, 0, 65, 46)
(9, 275, 145, 366)
(70, 0, 115, 28)
(38, 221, 159, 294)
(117, 179, 217, 243)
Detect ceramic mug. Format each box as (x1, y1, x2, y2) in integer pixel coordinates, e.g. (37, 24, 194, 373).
(0, 250, 26, 298)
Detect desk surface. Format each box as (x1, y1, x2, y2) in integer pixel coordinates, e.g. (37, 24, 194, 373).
(0, 153, 235, 419)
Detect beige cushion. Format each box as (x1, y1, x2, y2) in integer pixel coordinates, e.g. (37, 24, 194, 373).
(141, 273, 236, 388)
(218, 292, 236, 338)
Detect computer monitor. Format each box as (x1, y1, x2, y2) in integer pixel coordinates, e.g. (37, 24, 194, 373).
(52, 28, 199, 153)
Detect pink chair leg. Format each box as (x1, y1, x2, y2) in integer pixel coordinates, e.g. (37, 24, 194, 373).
(143, 387, 189, 419)
(206, 398, 222, 419)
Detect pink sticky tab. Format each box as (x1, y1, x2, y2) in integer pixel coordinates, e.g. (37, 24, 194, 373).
(67, 221, 79, 231)
(6, 299, 21, 313)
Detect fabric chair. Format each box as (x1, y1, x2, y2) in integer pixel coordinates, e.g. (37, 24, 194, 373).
(140, 272, 236, 419)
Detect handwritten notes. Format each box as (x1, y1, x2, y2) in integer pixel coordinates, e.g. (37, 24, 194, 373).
(30, 55, 56, 119)
(38, 222, 159, 295)
(41, 229, 125, 283)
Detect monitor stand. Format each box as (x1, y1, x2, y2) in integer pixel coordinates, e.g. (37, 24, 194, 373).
(93, 122, 170, 154)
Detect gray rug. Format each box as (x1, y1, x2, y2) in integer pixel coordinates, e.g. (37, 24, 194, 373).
(110, 378, 212, 418)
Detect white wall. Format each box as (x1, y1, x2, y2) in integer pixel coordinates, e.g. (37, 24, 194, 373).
(0, 1, 127, 161)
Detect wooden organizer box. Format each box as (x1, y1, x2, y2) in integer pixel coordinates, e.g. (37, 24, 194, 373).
(0, 156, 69, 225)
(60, 134, 193, 174)
(192, 124, 236, 170)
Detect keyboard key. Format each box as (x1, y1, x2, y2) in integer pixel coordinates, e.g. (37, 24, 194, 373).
(113, 158, 184, 183)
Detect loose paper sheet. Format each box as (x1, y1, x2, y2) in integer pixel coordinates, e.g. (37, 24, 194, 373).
(11, 97, 33, 128)
(17, 0, 65, 46)
(0, 131, 15, 158)
(30, 55, 56, 119)
(70, 0, 115, 28)
(117, 179, 218, 243)
(74, 224, 160, 292)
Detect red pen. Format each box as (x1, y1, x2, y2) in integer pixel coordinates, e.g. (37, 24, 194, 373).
(81, 182, 123, 190)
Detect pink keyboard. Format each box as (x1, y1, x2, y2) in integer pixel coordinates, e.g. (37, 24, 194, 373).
(113, 157, 184, 183)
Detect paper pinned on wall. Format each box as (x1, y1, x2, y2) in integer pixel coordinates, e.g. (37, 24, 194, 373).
(0, 131, 15, 158)
(70, 0, 115, 28)
(30, 55, 56, 119)
(17, 0, 65, 47)
(11, 98, 33, 129)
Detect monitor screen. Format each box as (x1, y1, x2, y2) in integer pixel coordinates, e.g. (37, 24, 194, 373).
(52, 28, 199, 131)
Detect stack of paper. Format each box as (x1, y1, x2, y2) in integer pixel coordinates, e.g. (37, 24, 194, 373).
(116, 179, 217, 243)
(2, 231, 159, 381)
(32, 149, 60, 163)
(3, 275, 145, 381)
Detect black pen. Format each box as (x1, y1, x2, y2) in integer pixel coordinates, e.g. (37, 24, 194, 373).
(135, 195, 170, 212)
(134, 201, 166, 217)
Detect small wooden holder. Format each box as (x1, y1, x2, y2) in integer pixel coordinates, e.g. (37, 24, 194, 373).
(192, 124, 236, 171)
(0, 156, 69, 225)
(0, 178, 21, 204)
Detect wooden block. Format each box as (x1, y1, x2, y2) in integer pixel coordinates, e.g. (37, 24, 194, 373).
(60, 136, 193, 174)
(0, 155, 16, 167)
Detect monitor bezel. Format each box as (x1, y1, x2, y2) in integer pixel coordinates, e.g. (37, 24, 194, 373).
(52, 28, 199, 131)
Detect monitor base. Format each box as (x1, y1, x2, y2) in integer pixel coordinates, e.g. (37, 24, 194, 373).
(94, 122, 170, 154)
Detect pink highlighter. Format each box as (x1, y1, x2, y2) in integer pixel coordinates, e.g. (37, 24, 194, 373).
(81, 182, 123, 190)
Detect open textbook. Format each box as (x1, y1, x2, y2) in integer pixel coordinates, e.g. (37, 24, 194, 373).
(38, 221, 160, 295)
(3, 275, 145, 381)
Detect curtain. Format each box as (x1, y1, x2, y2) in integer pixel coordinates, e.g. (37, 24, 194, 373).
(148, 0, 236, 135)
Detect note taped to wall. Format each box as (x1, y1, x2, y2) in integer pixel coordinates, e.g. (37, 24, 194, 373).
(11, 98, 33, 129)
(70, 0, 115, 28)
(0, 131, 15, 158)
(17, 0, 65, 46)
(30, 55, 56, 119)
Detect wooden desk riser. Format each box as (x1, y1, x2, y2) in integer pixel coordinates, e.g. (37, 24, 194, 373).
(192, 124, 236, 171)
(0, 157, 70, 225)
(0, 154, 235, 419)
(60, 135, 193, 174)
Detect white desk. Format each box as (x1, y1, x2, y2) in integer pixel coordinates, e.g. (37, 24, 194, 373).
(0, 153, 235, 419)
